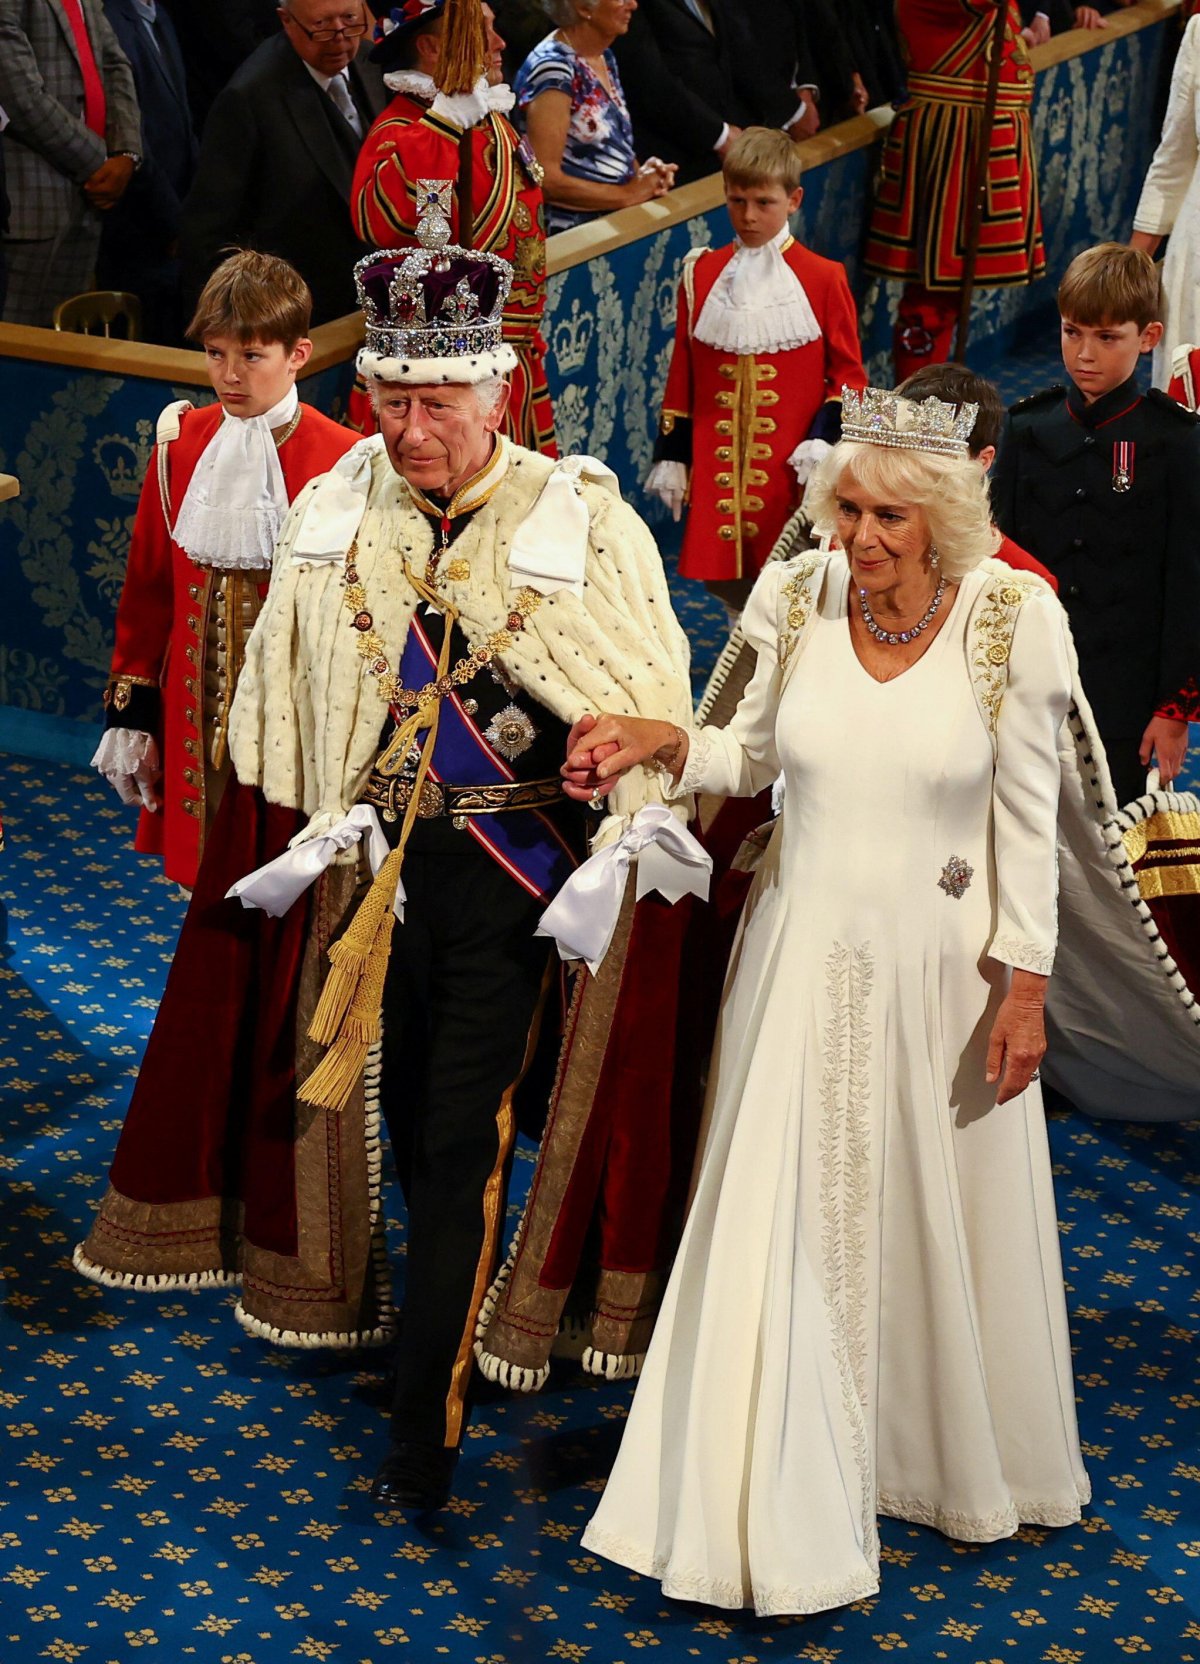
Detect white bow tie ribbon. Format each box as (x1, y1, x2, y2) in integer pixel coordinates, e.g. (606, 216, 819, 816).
(537, 804, 713, 974)
(508, 455, 619, 598)
(226, 804, 405, 920)
(290, 435, 386, 564)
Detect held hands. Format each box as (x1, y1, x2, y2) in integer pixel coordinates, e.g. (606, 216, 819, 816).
(985, 971, 1047, 1105)
(1021, 12, 1051, 46)
(849, 72, 870, 115)
(1073, 5, 1107, 25)
(562, 712, 685, 802)
(1139, 715, 1189, 787)
(84, 154, 135, 210)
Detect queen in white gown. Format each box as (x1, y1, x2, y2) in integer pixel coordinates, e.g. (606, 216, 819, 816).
(566, 391, 1090, 1616)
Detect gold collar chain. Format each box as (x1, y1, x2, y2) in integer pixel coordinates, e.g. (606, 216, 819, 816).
(342, 542, 542, 713)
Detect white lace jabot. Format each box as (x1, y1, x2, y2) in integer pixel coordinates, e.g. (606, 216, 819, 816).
(172, 386, 297, 571)
(693, 225, 822, 356)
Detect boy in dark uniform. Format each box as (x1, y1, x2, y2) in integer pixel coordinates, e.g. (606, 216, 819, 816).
(991, 243, 1200, 803)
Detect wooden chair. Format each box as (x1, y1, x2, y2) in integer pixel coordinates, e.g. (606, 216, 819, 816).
(52, 291, 143, 341)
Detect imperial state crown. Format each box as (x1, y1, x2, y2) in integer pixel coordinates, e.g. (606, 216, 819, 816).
(354, 180, 518, 387)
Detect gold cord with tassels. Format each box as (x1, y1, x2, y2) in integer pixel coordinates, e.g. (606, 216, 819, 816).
(298, 562, 456, 1114)
(434, 0, 486, 96)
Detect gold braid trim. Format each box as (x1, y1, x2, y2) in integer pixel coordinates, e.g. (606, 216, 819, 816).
(298, 558, 543, 1113)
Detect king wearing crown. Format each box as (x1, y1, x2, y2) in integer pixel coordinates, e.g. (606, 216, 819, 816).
(78, 203, 699, 1513)
(347, 0, 555, 454)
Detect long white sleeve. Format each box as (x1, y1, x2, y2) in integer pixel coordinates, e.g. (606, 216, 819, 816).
(676, 563, 786, 800)
(1133, 16, 1200, 236)
(988, 593, 1073, 975)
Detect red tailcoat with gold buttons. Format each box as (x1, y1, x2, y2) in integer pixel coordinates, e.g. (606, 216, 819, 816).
(661, 238, 865, 582)
(104, 402, 356, 888)
(864, 0, 1044, 290)
(349, 90, 556, 454)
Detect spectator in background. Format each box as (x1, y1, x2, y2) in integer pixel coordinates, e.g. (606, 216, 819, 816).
(0, 0, 141, 327)
(515, 0, 676, 233)
(159, 0, 281, 133)
(740, 0, 866, 135)
(609, 0, 757, 184)
(179, 0, 386, 326)
(0, 108, 9, 315)
(100, 0, 197, 343)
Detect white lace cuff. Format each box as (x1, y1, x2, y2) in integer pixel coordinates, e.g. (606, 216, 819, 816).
(668, 727, 713, 800)
(91, 729, 161, 810)
(989, 932, 1055, 975)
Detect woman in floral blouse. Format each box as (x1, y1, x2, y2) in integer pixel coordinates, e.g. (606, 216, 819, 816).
(515, 0, 676, 233)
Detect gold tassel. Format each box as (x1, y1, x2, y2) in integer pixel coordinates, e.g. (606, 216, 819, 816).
(434, 0, 486, 96)
(300, 562, 457, 1113)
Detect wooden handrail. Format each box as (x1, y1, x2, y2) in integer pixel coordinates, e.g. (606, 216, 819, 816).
(0, 0, 1179, 385)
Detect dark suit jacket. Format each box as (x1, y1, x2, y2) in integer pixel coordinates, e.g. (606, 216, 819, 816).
(611, 0, 775, 184)
(992, 376, 1200, 743)
(102, 0, 196, 241)
(159, 0, 280, 131)
(179, 34, 386, 325)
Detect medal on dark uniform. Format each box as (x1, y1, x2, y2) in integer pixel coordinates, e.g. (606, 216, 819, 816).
(1112, 440, 1134, 492)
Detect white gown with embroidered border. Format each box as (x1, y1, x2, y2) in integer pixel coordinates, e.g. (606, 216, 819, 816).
(581, 553, 1090, 1617)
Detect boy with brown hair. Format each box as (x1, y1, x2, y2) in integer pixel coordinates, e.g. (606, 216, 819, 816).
(93, 249, 358, 888)
(991, 242, 1200, 802)
(647, 126, 866, 610)
(897, 362, 1056, 591)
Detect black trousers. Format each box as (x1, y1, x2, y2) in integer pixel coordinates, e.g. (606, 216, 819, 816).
(379, 842, 552, 1449)
(1104, 737, 1151, 808)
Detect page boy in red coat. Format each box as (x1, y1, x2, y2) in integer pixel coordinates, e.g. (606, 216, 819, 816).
(92, 250, 357, 889)
(647, 126, 867, 611)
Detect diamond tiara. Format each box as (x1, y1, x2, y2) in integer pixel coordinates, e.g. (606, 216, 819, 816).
(841, 385, 979, 457)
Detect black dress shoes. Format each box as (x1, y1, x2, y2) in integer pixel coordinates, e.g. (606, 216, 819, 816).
(370, 1441, 459, 1511)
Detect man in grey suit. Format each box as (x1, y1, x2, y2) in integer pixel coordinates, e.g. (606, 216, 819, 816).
(0, 0, 142, 326)
(180, 0, 386, 327)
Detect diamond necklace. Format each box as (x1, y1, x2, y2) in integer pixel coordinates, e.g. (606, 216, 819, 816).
(858, 575, 947, 646)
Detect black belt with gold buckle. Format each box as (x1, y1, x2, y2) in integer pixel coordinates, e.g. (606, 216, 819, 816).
(362, 772, 564, 827)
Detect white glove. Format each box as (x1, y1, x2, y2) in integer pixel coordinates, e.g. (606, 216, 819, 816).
(645, 459, 689, 522)
(430, 76, 493, 131)
(788, 437, 832, 487)
(92, 728, 161, 812)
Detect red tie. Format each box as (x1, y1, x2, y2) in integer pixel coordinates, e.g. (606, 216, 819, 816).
(58, 0, 108, 139)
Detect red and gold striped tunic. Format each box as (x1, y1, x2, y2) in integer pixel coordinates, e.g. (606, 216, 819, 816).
(865, 0, 1045, 291)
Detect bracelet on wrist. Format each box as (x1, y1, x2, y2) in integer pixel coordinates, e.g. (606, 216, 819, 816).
(651, 723, 687, 776)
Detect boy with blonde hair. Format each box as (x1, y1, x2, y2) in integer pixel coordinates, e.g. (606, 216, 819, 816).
(648, 126, 866, 609)
(94, 249, 357, 888)
(992, 242, 1200, 801)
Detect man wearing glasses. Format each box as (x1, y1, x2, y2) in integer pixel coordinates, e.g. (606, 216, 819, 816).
(180, 0, 387, 324)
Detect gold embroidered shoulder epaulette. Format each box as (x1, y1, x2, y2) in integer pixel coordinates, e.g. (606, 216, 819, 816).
(778, 551, 825, 671)
(1009, 385, 1065, 418)
(971, 571, 1040, 734)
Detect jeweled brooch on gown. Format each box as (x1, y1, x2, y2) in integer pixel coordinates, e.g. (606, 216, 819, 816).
(938, 855, 974, 899)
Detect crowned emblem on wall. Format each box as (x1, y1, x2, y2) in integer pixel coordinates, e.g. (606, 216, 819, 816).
(93, 421, 153, 499)
(552, 298, 595, 378)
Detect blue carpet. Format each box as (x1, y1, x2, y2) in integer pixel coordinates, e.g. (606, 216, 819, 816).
(1, 339, 1198, 1662)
